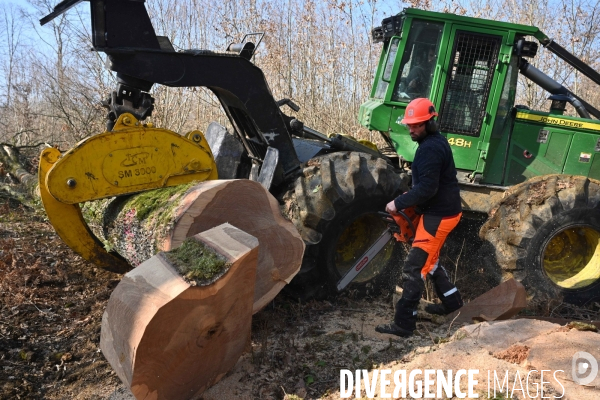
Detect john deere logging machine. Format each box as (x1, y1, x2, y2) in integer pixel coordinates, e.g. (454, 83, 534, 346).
(39, 0, 406, 301)
(40, 1, 600, 304)
(361, 9, 600, 304)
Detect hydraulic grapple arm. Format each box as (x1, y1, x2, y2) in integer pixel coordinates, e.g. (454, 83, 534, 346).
(41, 0, 302, 183)
(39, 0, 301, 272)
(38, 113, 217, 273)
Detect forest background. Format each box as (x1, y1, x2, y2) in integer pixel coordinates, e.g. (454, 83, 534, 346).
(1, 0, 600, 150)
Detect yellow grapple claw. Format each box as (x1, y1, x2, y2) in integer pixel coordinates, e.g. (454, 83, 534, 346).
(39, 147, 131, 273)
(39, 113, 218, 272)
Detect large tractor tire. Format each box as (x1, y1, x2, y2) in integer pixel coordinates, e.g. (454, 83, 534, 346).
(479, 174, 600, 305)
(279, 152, 407, 300)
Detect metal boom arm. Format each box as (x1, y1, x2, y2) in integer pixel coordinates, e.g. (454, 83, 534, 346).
(40, 0, 302, 182)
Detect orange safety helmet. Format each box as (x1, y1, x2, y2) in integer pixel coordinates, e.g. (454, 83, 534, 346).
(401, 98, 438, 125)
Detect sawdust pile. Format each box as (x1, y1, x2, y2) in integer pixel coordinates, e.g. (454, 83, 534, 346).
(493, 344, 530, 364)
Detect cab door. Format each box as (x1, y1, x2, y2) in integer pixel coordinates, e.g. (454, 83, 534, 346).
(387, 19, 446, 161)
(437, 26, 510, 172)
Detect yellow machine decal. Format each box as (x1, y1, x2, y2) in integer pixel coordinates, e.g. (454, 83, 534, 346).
(447, 137, 472, 148)
(516, 111, 600, 131)
(103, 146, 170, 187)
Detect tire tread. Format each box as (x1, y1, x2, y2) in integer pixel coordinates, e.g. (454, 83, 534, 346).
(480, 174, 600, 303)
(280, 152, 402, 300)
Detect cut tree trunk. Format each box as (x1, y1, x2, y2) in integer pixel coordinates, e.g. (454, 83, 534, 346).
(101, 223, 259, 400)
(1, 146, 304, 311)
(99, 179, 305, 313)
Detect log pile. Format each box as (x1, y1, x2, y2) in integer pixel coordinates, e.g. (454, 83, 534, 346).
(0, 144, 38, 205)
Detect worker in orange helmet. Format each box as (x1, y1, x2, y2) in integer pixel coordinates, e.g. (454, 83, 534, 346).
(376, 98, 463, 337)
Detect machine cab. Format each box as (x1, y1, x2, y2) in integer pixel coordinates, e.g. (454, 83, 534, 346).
(359, 9, 539, 185)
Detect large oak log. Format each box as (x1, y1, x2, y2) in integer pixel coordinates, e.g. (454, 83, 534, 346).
(100, 179, 304, 313)
(101, 223, 259, 399)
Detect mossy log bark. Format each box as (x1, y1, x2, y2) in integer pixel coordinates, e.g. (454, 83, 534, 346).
(101, 224, 259, 399)
(0, 144, 39, 204)
(99, 179, 305, 314)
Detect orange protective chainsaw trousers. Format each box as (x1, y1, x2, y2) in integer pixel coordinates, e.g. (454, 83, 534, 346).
(394, 212, 462, 329)
(412, 212, 462, 277)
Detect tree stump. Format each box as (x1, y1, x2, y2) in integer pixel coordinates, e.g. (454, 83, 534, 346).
(100, 223, 258, 400)
(99, 179, 304, 313)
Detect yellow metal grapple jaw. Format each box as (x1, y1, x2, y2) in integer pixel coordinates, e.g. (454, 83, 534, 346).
(39, 113, 218, 273)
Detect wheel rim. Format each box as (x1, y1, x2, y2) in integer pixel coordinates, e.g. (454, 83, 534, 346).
(334, 213, 395, 283)
(542, 225, 600, 289)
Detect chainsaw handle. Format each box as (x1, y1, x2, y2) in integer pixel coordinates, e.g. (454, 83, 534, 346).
(397, 209, 417, 236)
(378, 208, 418, 244)
(378, 210, 415, 233)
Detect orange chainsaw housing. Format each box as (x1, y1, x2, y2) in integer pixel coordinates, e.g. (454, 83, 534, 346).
(392, 206, 421, 243)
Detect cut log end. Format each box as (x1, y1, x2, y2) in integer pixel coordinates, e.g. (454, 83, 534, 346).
(101, 223, 259, 400)
(100, 179, 304, 313)
(162, 237, 232, 286)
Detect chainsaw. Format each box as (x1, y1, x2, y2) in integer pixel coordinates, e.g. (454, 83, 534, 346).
(38, 113, 218, 273)
(336, 207, 420, 291)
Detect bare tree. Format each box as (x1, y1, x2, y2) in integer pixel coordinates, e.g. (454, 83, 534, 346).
(0, 3, 31, 145)
(3, 0, 600, 155)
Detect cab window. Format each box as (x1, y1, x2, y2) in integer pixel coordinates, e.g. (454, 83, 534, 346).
(392, 20, 443, 102)
(438, 31, 502, 136)
(374, 38, 400, 99)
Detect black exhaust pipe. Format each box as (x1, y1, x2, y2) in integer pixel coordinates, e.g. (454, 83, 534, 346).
(519, 59, 594, 119)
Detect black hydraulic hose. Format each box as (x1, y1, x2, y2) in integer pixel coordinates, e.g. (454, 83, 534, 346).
(40, 0, 82, 25)
(519, 60, 567, 95)
(567, 96, 591, 119)
(303, 126, 332, 142)
(542, 39, 600, 87)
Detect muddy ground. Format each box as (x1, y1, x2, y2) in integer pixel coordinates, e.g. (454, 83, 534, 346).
(1, 203, 598, 399)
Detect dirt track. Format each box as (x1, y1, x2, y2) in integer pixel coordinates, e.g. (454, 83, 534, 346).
(0, 204, 122, 399)
(0, 205, 468, 399)
(2, 203, 599, 399)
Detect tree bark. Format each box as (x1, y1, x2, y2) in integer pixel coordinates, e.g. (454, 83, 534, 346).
(100, 179, 305, 313)
(100, 223, 259, 400)
(1, 147, 304, 312)
(0, 144, 39, 204)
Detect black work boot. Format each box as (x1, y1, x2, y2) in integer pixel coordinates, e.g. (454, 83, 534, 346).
(424, 303, 453, 315)
(375, 322, 413, 337)
(426, 265, 463, 315)
(376, 299, 417, 337)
